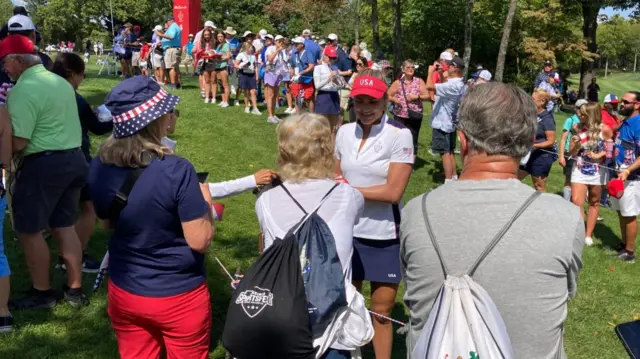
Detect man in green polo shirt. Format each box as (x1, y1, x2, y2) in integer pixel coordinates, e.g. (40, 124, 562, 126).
(1, 34, 89, 309)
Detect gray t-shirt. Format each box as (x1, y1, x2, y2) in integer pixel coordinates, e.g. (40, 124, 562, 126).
(400, 179, 584, 359)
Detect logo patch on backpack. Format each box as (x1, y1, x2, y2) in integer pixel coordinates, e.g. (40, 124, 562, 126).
(235, 286, 274, 318)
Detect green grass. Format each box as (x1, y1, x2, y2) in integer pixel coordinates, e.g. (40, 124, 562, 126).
(0, 64, 639, 358)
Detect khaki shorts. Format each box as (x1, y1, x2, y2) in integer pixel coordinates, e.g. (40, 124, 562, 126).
(164, 47, 181, 69)
(152, 54, 163, 69)
(340, 89, 351, 111)
(182, 55, 193, 66)
(132, 51, 141, 67)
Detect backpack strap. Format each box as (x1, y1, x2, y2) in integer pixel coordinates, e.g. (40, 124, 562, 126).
(281, 183, 308, 214)
(108, 167, 145, 221)
(421, 190, 541, 278)
(291, 183, 340, 234)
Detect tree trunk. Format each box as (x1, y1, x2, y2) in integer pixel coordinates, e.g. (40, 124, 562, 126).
(462, 0, 474, 79)
(392, 0, 402, 77)
(578, 1, 599, 99)
(604, 57, 609, 78)
(495, 0, 517, 82)
(634, 51, 638, 72)
(371, 0, 379, 60)
(355, 0, 360, 45)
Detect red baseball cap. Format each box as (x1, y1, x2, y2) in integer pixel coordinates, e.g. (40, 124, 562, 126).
(0, 34, 35, 59)
(323, 46, 337, 58)
(350, 75, 387, 99)
(608, 178, 625, 199)
(133, 25, 141, 31)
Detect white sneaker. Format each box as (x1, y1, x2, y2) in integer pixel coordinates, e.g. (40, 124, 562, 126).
(251, 108, 262, 115)
(204, 98, 211, 104)
(235, 101, 240, 106)
(285, 107, 295, 114)
(211, 99, 216, 105)
(267, 117, 279, 124)
(273, 116, 281, 122)
(585, 237, 594, 246)
(245, 107, 250, 113)
(220, 102, 229, 108)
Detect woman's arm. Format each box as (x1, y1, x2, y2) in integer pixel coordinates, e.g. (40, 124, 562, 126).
(559, 131, 569, 166)
(387, 81, 401, 104)
(418, 79, 430, 101)
(182, 183, 215, 253)
(207, 169, 275, 199)
(354, 162, 412, 204)
(533, 131, 556, 149)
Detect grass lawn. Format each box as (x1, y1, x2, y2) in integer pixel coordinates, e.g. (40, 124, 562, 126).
(1, 65, 640, 358)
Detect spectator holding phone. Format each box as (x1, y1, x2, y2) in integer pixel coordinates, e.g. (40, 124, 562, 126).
(88, 77, 215, 359)
(235, 43, 260, 114)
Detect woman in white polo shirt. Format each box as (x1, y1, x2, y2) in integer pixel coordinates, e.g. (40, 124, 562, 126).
(335, 69, 413, 359)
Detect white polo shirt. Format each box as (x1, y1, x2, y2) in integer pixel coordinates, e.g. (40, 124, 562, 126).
(335, 114, 414, 240)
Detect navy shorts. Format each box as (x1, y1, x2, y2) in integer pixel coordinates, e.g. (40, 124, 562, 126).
(522, 150, 555, 178)
(238, 72, 257, 90)
(12, 149, 88, 233)
(315, 90, 340, 115)
(352, 237, 402, 284)
(431, 128, 456, 154)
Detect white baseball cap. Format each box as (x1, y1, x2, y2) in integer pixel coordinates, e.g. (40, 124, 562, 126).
(575, 99, 588, 108)
(327, 33, 338, 41)
(259, 29, 267, 38)
(302, 29, 312, 36)
(264, 34, 274, 40)
(242, 30, 254, 38)
(292, 36, 305, 44)
(153, 25, 163, 32)
(318, 39, 326, 46)
(274, 35, 284, 41)
(204, 21, 215, 29)
(7, 14, 35, 32)
(439, 51, 453, 61)
(478, 70, 492, 81)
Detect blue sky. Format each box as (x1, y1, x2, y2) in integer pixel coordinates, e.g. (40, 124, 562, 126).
(601, 7, 634, 18)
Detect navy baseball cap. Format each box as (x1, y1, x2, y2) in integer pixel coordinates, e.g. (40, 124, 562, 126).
(167, 15, 175, 21)
(104, 76, 179, 138)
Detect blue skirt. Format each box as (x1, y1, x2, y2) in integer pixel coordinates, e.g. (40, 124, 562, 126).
(315, 90, 340, 115)
(352, 237, 401, 284)
(238, 72, 257, 90)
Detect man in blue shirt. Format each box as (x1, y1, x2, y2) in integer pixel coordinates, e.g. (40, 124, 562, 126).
(534, 60, 556, 89)
(182, 34, 195, 75)
(611, 91, 640, 263)
(290, 37, 315, 113)
(155, 16, 182, 89)
(302, 29, 321, 64)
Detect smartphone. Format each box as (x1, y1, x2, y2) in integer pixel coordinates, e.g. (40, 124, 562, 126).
(616, 320, 640, 358)
(196, 172, 209, 183)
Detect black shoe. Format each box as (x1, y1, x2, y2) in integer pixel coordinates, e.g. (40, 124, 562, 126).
(63, 286, 89, 307)
(617, 250, 636, 263)
(82, 253, 101, 274)
(609, 243, 627, 255)
(0, 314, 13, 333)
(9, 288, 58, 310)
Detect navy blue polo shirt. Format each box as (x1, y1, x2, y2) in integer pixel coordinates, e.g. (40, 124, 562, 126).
(89, 155, 210, 297)
(336, 45, 354, 83)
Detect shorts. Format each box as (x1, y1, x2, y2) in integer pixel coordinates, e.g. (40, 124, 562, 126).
(291, 82, 314, 101)
(315, 90, 340, 115)
(80, 182, 91, 202)
(431, 128, 456, 154)
(562, 152, 575, 179)
(238, 72, 257, 90)
(152, 54, 163, 69)
(522, 150, 555, 178)
(132, 51, 141, 66)
(0, 197, 9, 277)
(340, 89, 351, 111)
(164, 48, 181, 69)
(352, 237, 401, 284)
(611, 180, 640, 217)
(264, 72, 282, 87)
(320, 349, 350, 359)
(12, 149, 88, 234)
(571, 165, 607, 186)
(182, 55, 193, 66)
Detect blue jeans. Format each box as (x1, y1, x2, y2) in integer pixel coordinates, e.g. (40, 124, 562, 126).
(320, 349, 350, 359)
(0, 197, 9, 277)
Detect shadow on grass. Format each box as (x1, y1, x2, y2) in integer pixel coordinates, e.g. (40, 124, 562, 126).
(594, 221, 622, 250)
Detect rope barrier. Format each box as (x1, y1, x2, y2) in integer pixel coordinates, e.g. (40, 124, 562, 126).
(532, 147, 638, 179)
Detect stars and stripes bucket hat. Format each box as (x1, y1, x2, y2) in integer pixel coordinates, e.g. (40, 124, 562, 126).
(104, 76, 179, 138)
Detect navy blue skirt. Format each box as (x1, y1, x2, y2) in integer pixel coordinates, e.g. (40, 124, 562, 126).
(315, 90, 340, 115)
(238, 72, 257, 90)
(352, 237, 402, 284)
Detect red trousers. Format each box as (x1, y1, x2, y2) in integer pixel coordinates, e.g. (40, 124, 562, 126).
(108, 280, 211, 359)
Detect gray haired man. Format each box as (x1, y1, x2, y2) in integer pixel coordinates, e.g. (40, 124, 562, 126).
(400, 83, 584, 358)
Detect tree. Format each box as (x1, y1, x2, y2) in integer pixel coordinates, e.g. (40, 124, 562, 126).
(628, 22, 640, 72)
(0, 0, 12, 27)
(597, 15, 629, 78)
(462, 0, 474, 78)
(370, 0, 379, 59)
(495, 0, 518, 82)
(392, 0, 402, 76)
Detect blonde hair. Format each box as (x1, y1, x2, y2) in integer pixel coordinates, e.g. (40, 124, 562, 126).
(98, 116, 172, 168)
(277, 113, 335, 182)
(533, 88, 551, 105)
(578, 102, 603, 150)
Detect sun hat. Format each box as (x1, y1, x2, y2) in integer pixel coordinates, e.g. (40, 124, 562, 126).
(104, 76, 179, 139)
(350, 75, 388, 99)
(604, 93, 620, 104)
(7, 14, 35, 32)
(153, 25, 163, 32)
(204, 20, 216, 29)
(323, 46, 337, 58)
(263, 34, 274, 40)
(575, 99, 588, 108)
(302, 29, 312, 36)
(608, 178, 625, 199)
(292, 36, 305, 44)
(223, 27, 237, 35)
(242, 30, 254, 38)
(0, 34, 35, 59)
(439, 51, 453, 62)
(274, 35, 284, 41)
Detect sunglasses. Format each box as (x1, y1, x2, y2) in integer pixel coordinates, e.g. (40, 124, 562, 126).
(622, 100, 638, 105)
(356, 63, 364, 67)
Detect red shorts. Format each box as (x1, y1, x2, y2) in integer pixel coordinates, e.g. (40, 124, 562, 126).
(107, 280, 211, 359)
(291, 82, 315, 101)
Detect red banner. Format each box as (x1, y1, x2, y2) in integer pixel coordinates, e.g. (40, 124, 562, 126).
(173, 0, 201, 46)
